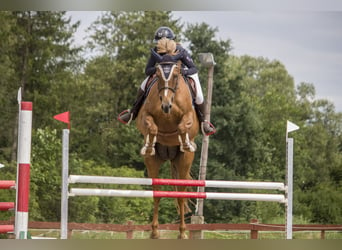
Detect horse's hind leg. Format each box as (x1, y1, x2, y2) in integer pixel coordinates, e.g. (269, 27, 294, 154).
(177, 196, 188, 239)
(145, 155, 164, 239)
(151, 196, 161, 239)
(172, 151, 195, 239)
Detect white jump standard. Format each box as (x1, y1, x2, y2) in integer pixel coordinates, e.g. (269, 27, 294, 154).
(0, 91, 32, 239)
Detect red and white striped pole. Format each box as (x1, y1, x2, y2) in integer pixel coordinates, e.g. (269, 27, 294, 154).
(15, 101, 32, 239)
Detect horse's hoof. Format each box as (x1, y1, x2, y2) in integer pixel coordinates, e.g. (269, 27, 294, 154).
(150, 231, 160, 239)
(178, 233, 188, 239)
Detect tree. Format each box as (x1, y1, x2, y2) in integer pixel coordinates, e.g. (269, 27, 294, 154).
(0, 11, 82, 162)
(73, 11, 184, 166)
(294, 84, 342, 223)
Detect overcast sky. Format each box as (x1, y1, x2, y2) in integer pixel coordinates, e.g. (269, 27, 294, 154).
(68, 11, 342, 112)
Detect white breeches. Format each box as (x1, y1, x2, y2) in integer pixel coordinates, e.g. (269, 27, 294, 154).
(140, 73, 204, 105)
(188, 73, 204, 104)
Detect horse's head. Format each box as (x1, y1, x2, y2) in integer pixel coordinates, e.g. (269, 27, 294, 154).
(156, 60, 182, 114)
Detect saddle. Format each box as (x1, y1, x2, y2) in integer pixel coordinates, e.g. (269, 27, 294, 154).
(144, 74, 197, 101)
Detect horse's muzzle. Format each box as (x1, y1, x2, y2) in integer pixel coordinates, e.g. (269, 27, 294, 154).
(161, 103, 172, 114)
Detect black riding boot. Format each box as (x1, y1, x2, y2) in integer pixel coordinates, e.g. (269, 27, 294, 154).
(118, 89, 145, 124)
(195, 102, 216, 136)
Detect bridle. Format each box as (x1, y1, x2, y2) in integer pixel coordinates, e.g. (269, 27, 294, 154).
(156, 62, 180, 97)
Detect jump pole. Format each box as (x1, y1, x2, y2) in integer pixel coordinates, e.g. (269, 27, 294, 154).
(53, 111, 70, 239)
(0, 180, 16, 189)
(0, 202, 15, 211)
(69, 188, 286, 203)
(69, 175, 285, 190)
(61, 129, 69, 239)
(0, 179, 15, 234)
(285, 120, 299, 239)
(15, 90, 32, 239)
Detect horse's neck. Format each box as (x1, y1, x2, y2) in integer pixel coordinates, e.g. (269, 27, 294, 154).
(174, 80, 193, 108)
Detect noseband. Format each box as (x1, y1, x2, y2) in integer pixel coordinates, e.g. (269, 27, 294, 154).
(156, 62, 179, 96)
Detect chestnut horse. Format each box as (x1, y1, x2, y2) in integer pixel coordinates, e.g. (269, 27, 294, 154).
(136, 59, 199, 239)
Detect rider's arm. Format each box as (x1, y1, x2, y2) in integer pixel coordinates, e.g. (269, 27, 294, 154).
(145, 49, 158, 76)
(177, 45, 198, 76)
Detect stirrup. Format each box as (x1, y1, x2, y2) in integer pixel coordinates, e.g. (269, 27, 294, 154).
(201, 120, 216, 136)
(118, 109, 133, 125)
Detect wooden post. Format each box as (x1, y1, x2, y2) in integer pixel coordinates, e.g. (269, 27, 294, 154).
(250, 219, 259, 239)
(190, 216, 204, 239)
(193, 53, 215, 240)
(68, 228, 72, 239)
(126, 221, 134, 239)
(196, 60, 215, 217)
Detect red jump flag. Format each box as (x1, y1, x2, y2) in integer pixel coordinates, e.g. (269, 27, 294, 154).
(54, 111, 70, 129)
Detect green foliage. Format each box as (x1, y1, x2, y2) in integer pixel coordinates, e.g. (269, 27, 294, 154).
(29, 128, 62, 221)
(69, 163, 153, 224)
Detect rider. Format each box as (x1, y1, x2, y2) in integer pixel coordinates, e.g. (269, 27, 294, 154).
(118, 26, 216, 136)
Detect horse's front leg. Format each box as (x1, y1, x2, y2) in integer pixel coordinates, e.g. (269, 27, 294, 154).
(177, 193, 188, 239)
(140, 115, 158, 156)
(151, 195, 161, 239)
(172, 153, 194, 239)
(145, 156, 164, 239)
(177, 112, 196, 152)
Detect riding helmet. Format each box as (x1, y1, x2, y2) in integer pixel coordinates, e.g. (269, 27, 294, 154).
(153, 26, 176, 43)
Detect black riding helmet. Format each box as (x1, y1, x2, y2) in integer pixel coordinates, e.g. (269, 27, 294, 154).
(153, 26, 176, 43)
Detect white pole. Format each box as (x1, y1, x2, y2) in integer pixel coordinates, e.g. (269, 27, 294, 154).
(60, 129, 69, 239)
(69, 175, 285, 190)
(286, 138, 294, 239)
(285, 120, 299, 239)
(14, 89, 21, 238)
(70, 188, 285, 203)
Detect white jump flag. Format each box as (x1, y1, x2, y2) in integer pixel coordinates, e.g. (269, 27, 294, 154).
(287, 120, 299, 133)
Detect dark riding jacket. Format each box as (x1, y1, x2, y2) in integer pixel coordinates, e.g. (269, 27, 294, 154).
(145, 44, 198, 76)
